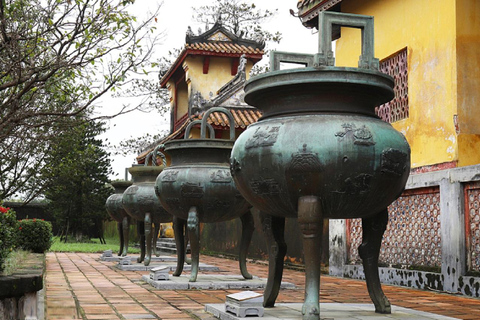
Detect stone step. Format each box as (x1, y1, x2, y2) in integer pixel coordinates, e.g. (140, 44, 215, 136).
(157, 241, 176, 248)
(155, 238, 190, 255)
(156, 246, 177, 254)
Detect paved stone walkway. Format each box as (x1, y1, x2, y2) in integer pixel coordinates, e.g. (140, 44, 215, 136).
(45, 252, 480, 320)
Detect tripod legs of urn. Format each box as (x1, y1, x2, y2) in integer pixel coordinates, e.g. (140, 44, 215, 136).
(145, 213, 164, 265)
(359, 208, 391, 314)
(238, 211, 255, 280)
(261, 213, 287, 307)
(117, 216, 131, 256)
(172, 207, 255, 282)
(298, 196, 324, 320)
(187, 207, 200, 282)
(261, 196, 390, 320)
(136, 215, 161, 265)
(136, 221, 146, 263)
(172, 216, 186, 277)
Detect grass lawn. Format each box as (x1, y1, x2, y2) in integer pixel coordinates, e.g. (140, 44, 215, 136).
(49, 236, 141, 254)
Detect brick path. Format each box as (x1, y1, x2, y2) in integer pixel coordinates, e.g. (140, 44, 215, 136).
(45, 252, 480, 320)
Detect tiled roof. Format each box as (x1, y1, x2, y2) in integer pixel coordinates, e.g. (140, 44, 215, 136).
(136, 119, 192, 162)
(297, 0, 342, 28)
(297, 0, 343, 20)
(185, 42, 264, 55)
(297, 0, 319, 9)
(160, 23, 264, 87)
(199, 108, 262, 129)
(297, 0, 340, 9)
(160, 43, 263, 88)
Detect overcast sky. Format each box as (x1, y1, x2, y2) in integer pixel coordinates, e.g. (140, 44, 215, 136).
(103, 0, 319, 180)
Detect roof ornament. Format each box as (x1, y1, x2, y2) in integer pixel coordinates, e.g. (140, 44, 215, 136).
(186, 26, 195, 37)
(215, 12, 223, 26)
(253, 33, 265, 47)
(237, 54, 247, 79)
(190, 91, 208, 117)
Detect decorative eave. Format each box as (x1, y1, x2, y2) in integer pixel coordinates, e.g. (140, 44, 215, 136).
(160, 48, 263, 88)
(160, 22, 265, 88)
(297, 0, 343, 28)
(186, 21, 265, 50)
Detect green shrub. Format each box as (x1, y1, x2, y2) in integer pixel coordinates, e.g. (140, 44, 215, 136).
(17, 218, 53, 253)
(0, 205, 18, 272)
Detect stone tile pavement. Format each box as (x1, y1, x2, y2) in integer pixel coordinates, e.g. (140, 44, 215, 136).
(45, 252, 480, 320)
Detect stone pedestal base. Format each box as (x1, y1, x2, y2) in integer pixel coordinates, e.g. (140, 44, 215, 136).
(225, 291, 264, 317)
(102, 250, 113, 258)
(150, 266, 169, 281)
(205, 303, 459, 320)
(118, 257, 131, 265)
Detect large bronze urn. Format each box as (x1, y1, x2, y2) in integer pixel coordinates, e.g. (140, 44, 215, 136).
(122, 163, 172, 266)
(155, 108, 254, 282)
(105, 180, 133, 256)
(230, 12, 410, 319)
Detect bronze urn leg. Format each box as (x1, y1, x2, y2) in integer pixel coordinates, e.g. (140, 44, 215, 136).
(184, 231, 192, 265)
(173, 216, 186, 277)
(239, 211, 255, 279)
(298, 196, 323, 320)
(117, 221, 124, 256)
(144, 213, 152, 266)
(187, 206, 200, 282)
(121, 216, 130, 257)
(359, 208, 391, 314)
(153, 221, 161, 257)
(136, 220, 146, 263)
(260, 212, 286, 308)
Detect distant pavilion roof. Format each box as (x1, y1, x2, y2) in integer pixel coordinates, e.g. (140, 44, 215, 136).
(160, 22, 265, 87)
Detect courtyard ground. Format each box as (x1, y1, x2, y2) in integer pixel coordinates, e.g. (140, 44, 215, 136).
(45, 252, 480, 320)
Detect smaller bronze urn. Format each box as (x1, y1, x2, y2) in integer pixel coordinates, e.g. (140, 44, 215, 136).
(105, 180, 133, 256)
(122, 162, 172, 266)
(155, 107, 254, 282)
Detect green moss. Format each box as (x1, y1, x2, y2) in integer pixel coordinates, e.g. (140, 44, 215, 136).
(1, 250, 29, 276)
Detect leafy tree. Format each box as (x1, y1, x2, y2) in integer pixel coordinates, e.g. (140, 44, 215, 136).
(114, 129, 169, 157)
(0, 0, 162, 201)
(193, 0, 281, 44)
(40, 115, 113, 241)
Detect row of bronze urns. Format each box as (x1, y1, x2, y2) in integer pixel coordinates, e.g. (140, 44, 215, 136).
(106, 108, 255, 283)
(107, 95, 410, 317)
(105, 165, 171, 266)
(107, 12, 412, 317)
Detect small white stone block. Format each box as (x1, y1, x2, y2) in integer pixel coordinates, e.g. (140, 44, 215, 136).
(103, 250, 113, 257)
(150, 266, 169, 281)
(118, 256, 131, 265)
(225, 291, 264, 317)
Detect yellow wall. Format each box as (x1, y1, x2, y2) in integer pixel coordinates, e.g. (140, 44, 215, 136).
(176, 80, 188, 121)
(166, 55, 255, 125)
(456, 0, 480, 166)
(337, 0, 462, 168)
(184, 55, 254, 99)
(186, 127, 242, 140)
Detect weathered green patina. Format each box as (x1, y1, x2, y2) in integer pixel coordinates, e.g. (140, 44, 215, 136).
(155, 108, 254, 282)
(122, 165, 172, 266)
(230, 11, 411, 320)
(105, 180, 133, 257)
